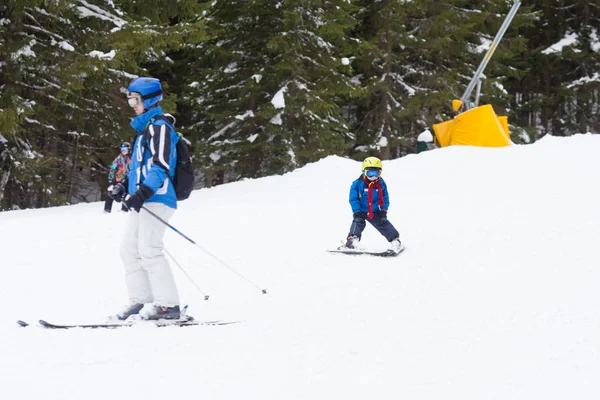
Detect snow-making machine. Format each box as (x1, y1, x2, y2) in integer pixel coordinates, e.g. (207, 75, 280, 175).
(426, 1, 521, 150)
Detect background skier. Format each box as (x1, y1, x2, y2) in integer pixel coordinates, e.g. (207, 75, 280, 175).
(104, 142, 131, 213)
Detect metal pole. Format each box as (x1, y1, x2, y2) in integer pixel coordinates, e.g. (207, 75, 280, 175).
(141, 205, 268, 295)
(474, 79, 482, 107)
(164, 247, 210, 301)
(460, 0, 521, 110)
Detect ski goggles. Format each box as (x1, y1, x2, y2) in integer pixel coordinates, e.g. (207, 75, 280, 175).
(127, 89, 162, 107)
(365, 168, 381, 178)
(127, 93, 143, 107)
(120, 146, 130, 152)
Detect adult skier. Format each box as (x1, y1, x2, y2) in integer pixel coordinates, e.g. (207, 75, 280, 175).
(109, 77, 182, 321)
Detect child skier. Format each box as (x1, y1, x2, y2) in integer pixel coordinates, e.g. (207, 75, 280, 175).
(342, 156, 402, 253)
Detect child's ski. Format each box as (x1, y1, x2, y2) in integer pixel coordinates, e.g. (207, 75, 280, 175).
(327, 245, 405, 257)
(17, 319, 241, 329)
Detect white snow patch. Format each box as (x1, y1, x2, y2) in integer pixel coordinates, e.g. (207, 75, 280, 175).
(351, 74, 363, 84)
(235, 111, 255, 121)
(208, 121, 237, 141)
(88, 50, 116, 60)
(567, 72, 600, 88)
(224, 62, 238, 74)
(270, 113, 283, 126)
(476, 37, 492, 53)
(591, 29, 600, 52)
(209, 151, 221, 162)
(13, 41, 36, 59)
(76, 0, 126, 28)
(542, 32, 579, 54)
(108, 69, 137, 79)
(493, 81, 508, 95)
(271, 87, 287, 109)
(58, 41, 75, 52)
(417, 129, 433, 142)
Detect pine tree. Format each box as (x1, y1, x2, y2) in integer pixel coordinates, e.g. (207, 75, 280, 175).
(0, 0, 131, 209)
(2, 0, 596, 210)
(352, 0, 417, 160)
(0, 0, 209, 209)
(185, 0, 364, 185)
(353, 0, 531, 158)
(507, 0, 600, 139)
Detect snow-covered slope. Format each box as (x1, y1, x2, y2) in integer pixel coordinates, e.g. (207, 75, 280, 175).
(1, 134, 600, 399)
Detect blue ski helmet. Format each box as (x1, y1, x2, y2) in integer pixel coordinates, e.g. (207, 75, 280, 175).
(127, 77, 163, 110)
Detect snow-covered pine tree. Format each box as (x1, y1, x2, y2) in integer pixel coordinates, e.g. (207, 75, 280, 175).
(352, 0, 416, 160)
(0, 0, 209, 209)
(353, 0, 531, 158)
(0, 0, 130, 209)
(506, 0, 600, 140)
(185, 0, 364, 185)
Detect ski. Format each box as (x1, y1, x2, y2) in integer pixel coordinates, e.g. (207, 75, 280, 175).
(17, 319, 241, 329)
(327, 245, 406, 258)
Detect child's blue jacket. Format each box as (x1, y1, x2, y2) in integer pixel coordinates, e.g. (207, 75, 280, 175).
(349, 177, 390, 214)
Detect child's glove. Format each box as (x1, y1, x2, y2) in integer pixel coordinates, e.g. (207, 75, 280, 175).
(375, 210, 388, 224)
(353, 211, 367, 220)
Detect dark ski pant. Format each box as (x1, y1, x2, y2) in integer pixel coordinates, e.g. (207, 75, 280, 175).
(348, 211, 399, 242)
(104, 196, 128, 213)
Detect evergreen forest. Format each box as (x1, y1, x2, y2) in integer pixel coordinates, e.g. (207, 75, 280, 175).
(1, 0, 599, 210)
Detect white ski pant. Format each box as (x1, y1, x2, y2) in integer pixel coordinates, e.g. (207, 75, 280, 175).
(120, 202, 179, 306)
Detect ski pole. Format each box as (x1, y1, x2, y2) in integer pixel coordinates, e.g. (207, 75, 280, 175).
(164, 247, 210, 301)
(141, 205, 268, 295)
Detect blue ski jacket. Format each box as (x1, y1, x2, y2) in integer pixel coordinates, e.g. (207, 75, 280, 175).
(127, 106, 178, 209)
(349, 177, 391, 214)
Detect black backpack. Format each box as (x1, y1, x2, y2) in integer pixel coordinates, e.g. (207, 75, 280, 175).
(146, 116, 195, 201)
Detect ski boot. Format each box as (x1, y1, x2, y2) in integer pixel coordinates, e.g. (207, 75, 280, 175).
(390, 237, 402, 253)
(139, 304, 181, 320)
(341, 235, 359, 250)
(107, 301, 144, 321)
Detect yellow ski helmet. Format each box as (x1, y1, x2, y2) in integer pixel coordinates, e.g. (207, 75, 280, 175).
(362, 156, 383, 170)
(362, 156, 383, 179)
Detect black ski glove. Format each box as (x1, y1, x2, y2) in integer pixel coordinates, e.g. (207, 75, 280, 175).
(125, 184, 154, 212)
(376, 210, 388, 224)
(110, 182, 128, 202)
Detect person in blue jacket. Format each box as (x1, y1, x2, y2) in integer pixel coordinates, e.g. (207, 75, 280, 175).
(342, 157, 402, 252)
(108, 77, 182, 321)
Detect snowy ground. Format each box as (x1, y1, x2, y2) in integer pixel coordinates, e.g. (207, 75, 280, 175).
(1, 134, 600, 399)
